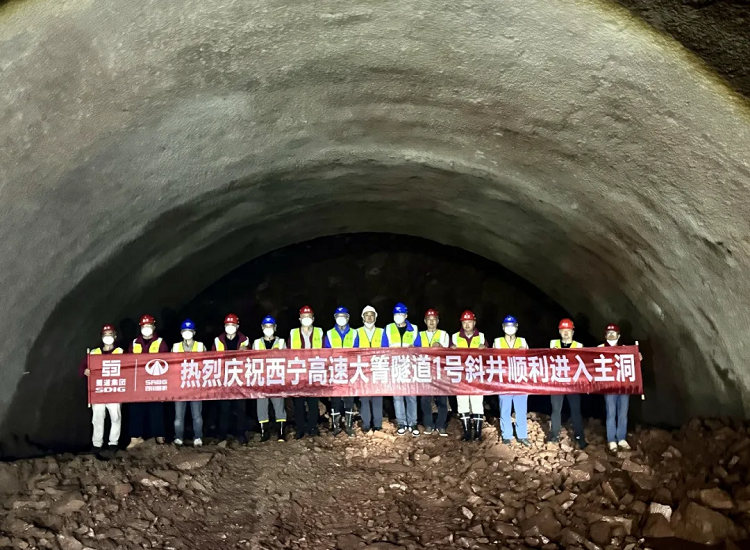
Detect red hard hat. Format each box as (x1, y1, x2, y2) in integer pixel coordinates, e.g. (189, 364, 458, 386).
(460, 310, 476, 321)
(606, 324, 621, 334)
(101, 324, 116, 333)
(558, 318, 575, 330)
(224, 313, 240, 325)
(299, 305, 314, 316)
(424, 309, 439, 318)
(139, 314, 155, 327)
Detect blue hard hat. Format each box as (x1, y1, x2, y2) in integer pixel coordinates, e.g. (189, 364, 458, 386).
(334, 306, 349, 316)
(181, 319, 196, 331)
(502, 315, 518, 325)
(261, 316, 276, 326)
(393, 303, 408, 314)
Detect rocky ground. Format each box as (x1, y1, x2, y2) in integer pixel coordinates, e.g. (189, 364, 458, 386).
(2, 414, 750, 550)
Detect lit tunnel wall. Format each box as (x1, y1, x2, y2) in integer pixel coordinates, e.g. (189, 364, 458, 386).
(1, 0, 749, 457)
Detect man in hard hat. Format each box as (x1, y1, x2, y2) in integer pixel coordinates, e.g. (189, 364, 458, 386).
(82, 324, 124, 451)
(494, 315, 531, 447)
(127, 314, 169, 449)
(172, 319, 205, 447)
(324, 307, 360, 436)
(599, 323, 642, 452)
(385, 303, 422, 436)
(549, 318, 587, 449)
(253, 316, 288, 442)
(451, 310, 487, 441)
(418, 309, 450, 436)
(213, 313, 251, 443)
(291, 305, 324, 439)
(357, 305, 386, 433)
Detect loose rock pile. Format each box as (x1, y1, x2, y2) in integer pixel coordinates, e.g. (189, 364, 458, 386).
(1, 414, 749, 549)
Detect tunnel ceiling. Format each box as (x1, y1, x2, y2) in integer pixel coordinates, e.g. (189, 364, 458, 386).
(1, 0, 750, 455)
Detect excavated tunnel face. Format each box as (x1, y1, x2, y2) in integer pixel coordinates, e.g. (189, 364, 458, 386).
(1, 0, 750, 457)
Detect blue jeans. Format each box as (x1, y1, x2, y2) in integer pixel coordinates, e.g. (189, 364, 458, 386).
(393, 396, 417, 427)
(421, 396, 448, 430)
(360, 397, 383, 430)
(605, 394, 629, 442)
(499, 395, 528, 440)
(175, 401, 203, 440)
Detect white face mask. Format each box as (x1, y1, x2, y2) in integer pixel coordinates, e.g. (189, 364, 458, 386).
(102, 335, 115, 346)
(364, 322, 375, 329)
(263, 327, 275, 337)
(225, 325, 237, 336)
(182, 330, 194, 341)
(300, 317, 313, 327)
(504, 326, 518, 336)
(336, 317, 348, 327)
(141, 326, 154, 338)
(607, 339, 619, 346)
(394, 314, 406, 325)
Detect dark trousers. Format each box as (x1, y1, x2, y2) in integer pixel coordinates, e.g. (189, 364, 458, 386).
(219, 400, 249, 440)
(550, 394, 584, 439)
(293, 397, 319, 434)
(330, 396, 355, 414)
(128, 402, 165, 438)
(421, 396, 448, 430)
(360, 397, 383, 430)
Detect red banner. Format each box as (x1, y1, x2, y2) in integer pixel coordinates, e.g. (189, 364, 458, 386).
(88, 346, 642, 404)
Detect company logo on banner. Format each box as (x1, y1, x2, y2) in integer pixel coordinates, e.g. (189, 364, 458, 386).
(94, 359, 127, 394)
(145, 359, 169, 376)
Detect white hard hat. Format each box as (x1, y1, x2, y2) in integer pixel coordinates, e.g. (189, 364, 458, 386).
(362, 305, 377, 317)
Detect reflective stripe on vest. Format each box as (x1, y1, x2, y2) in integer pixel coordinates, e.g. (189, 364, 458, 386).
(419, 330, 445, 347)
(452, 332, 484, 348)
(132, 338, 163, 353)
(90, 348, 124, 355)
(290, 328, 324, 349)
(493, 336, 525, 349)
(386, 324, 416, 347)
(326, 328, 356, 348)
(252, 338, 284, 350)
(172, 341, 205, 352)
(550, 340, 583, 349)
(214, 336, 249, 351)
(357, 327, 384, 348)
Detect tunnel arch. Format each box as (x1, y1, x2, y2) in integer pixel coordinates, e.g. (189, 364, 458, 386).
(1, 0, 749, 456)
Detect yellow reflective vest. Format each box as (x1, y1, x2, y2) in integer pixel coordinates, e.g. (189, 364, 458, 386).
(290, 327, 324, 349)
(252, 337, 285, 350)
(132, 338, 164, 353)
(452, 332, 486, 348)
(357, 327, 385, 348)
(385, 323, 418, 347)
(326, 328, 357, 348)
(550, 340, 583, 348)
(493, 336, 527, 349)
(172, 341, 206, 352)
(90, 347, 124, 355)
(419, 330, 447, 348)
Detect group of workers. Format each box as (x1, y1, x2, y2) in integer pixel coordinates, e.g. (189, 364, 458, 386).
(83, 304, 638, 454)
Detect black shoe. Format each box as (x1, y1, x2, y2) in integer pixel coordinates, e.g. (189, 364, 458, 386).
(461, 415, 472, 442)
(519, 439, 531, 447)
(502, 439, 512, 445)
(90, 445, 103, 454)
(261, 424, 271, 442)
(345, 413, 354, 437)
(331, 414, 341, 436)
(472, 415, 483, 442)
(277, 421, 286, 442)
(548, 435, 560, 444)
(295, 430, 305, 440)
(309, 427, 320, 437)
(362, 425, 372, 433)
(575, 436, 588, 450)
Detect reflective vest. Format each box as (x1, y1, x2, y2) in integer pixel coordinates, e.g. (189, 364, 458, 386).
(290, 327, 324, 350)
(132, 338, 163, 354)
(214, 336, 249, 351)
(550, 340, 583, 349)
(493, 336, 526, 349)
(252, 337, 285, 350)
(90, 347, 124, 355)
(419, 330, 446, 347)
(452, 332, 485, 348)
(326, 327, 357, 348)
(172, 341, 206, 352)
(386, 323, 417, 347)
(357, 327, 384, 348)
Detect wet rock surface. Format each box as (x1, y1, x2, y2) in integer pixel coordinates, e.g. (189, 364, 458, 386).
(2, 414, 750, 549)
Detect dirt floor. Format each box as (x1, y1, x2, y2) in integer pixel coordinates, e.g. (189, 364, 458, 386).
(2, 413, 750, 549)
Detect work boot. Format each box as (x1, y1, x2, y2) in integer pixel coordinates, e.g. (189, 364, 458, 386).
(575, 436, 588, 450)
(472, 414, 483, 442)
(331, 413, 341, 436)
(260, 423, 271, 442)
(345, 412, 354, 437)
(460, 414, 472, 442)
(277, 421, 286, 442)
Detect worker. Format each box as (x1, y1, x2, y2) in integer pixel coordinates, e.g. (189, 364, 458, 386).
(82, 324, 124, 451)
(599, 323, 642, 452)
(451, 310, 487, 442)
(127, 314, 169, 449)
(386, 303, 422, 436)
(549, 318, 587, 449)
(253, 316, 287, 442)
(172, 319, 205, 447)
(356, 305, 386, 434)
(418, 309, 450, 436)
(290, 305, 324, 439)
(212, 313, 251, 443)
(494, 315, 531, 446)
(324, 307, 360, 436)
